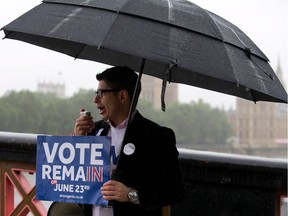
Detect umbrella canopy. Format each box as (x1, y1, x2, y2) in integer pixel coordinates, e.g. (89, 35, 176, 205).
(1, 0, 287, 107)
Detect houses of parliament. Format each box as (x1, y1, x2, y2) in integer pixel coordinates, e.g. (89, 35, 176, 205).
(228, 61, 287, 158)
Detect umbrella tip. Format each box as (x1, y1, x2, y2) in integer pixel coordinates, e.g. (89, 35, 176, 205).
(244, 47, 252, 59)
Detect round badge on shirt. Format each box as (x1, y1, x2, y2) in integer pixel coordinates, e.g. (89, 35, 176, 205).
(123, 143, 135, 155)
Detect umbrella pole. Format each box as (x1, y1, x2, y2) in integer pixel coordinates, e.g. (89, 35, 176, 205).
(112, 59, 146, 180)
(128, 58, 146, 124)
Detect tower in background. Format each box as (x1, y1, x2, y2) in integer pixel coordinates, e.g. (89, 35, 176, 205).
(140, 74, 178, 109)
(37, 72, 65, 98)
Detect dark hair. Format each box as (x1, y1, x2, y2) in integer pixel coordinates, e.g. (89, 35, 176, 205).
(96, 66, 141, 102)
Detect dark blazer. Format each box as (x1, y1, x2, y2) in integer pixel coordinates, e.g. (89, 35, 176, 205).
(83, 111, 185, 216)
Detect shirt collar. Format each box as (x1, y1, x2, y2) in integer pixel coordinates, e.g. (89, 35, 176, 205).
(107, 110, 137, 129)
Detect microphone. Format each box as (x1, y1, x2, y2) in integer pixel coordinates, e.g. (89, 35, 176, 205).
(80, 108, 91, 117)
(80, 108, 93, 135)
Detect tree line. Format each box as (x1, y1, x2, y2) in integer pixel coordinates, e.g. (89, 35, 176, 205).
(0, 89, 233, 145)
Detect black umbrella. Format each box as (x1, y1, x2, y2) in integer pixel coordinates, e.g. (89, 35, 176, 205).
(1, 0, 287, 111)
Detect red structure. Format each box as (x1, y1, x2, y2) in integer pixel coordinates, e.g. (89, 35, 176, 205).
(0, 161, 47, 215)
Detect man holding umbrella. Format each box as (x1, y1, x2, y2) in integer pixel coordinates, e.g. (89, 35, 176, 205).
(72, 66, 185, 216)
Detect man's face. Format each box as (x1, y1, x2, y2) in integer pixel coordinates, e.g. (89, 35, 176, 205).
(93, 80, 123, 125)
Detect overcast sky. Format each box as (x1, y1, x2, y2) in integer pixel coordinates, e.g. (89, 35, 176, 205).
(0, 0, 287, 110)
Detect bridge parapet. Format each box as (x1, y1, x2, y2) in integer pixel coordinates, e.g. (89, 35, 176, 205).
(0, 132, 287, 215)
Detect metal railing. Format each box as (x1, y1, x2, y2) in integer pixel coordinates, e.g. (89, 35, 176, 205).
(0, 132, 287, 216)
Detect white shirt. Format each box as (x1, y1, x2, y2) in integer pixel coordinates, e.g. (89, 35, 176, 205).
(92, 118, 128, 216)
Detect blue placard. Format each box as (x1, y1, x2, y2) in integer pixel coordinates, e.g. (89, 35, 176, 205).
(36, 135, 111, 206)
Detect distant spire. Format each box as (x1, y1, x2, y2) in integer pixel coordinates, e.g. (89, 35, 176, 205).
(275, 57, 286, 90)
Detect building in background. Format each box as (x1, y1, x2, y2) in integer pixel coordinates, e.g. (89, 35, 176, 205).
(37, 81, 65, 98)
(37, 72, 65, 98)
(140, 74, 178, 109)
(228, 60, 287, 158)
